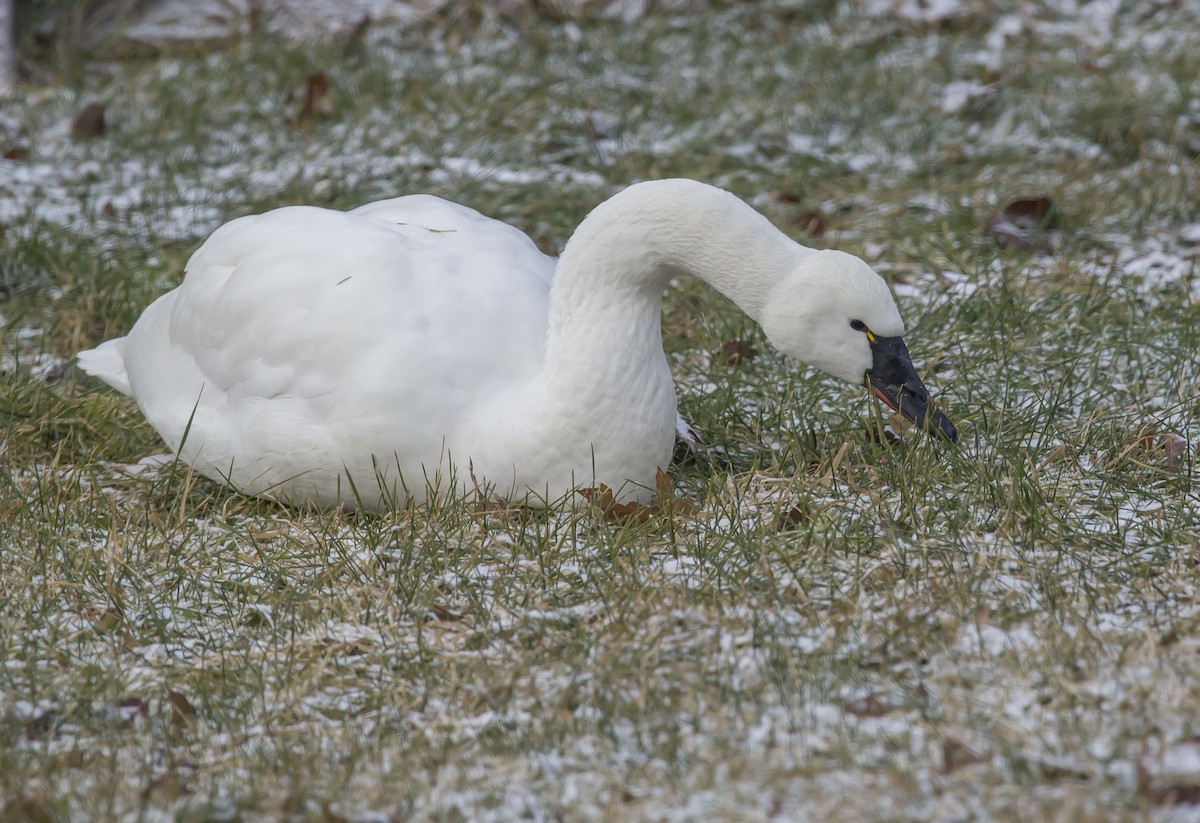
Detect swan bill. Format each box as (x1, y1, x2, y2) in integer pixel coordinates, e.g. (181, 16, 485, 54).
(865, 336, 958, 443)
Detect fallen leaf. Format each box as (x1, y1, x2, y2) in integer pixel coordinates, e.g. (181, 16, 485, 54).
(776, 504, 810, 532)
(720, 339, 759, 366)
(984, 212, 1049, 253)
(24, 710, 59, 741)
(1003, 196, 1058, 229)
(578, 469, 694, 522)
(941, 738, 984, 773)
(423, 603, 462, 622)
(655, 467, 696, 514)
(8, 792, 51, 823)
(3, 146, 28, 160)
(93, 607, 122, 634)
(975, 601, 992, 631)
(1037, 758, 1090, 781)
(1163, 434, 1189, 469)
(789, 209, 827, 237)
(112, 696, 147, 727)
(70, 102, 106, 139)
(844, 694, 890, 717)
(167, 690, 198, 725)
(577, 483, 649, 521)
(342, 14, 371, 58)
(1154, 785, 1200, 805)
(289, 73, 332, 130)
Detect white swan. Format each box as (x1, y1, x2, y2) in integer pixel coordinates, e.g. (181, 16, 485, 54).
(78, 179, 955, 510)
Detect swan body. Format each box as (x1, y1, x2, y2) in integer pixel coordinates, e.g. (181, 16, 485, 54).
(79, 179, 951, 510)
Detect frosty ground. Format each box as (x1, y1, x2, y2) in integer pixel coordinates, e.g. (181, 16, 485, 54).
(2, 1, 1199, 820)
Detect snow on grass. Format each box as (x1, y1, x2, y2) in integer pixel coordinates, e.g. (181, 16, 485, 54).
(1, 2, 1199, 821)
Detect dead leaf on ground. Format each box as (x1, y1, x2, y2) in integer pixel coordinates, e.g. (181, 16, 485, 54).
(422, 603, 462, 622)
(1037, 758, 1090, 782)
(984, 212, 1051, 254)
(92, 607, 122, 634)
(789, 209, 827, 237)
(342, 15, 371, 58)
(844, 694, 890, 717)
(1120, 426, 1189, 468)
(1152, 785, 1200, 806)
(720, 339, 759, 366)
(975, 601, 993, 631)
(71, 102, 106, 139)
(1163, 433, 1189, 468)
(776, 503, 810, 532)
(167, 690, 198, 725)
(112, 696, 147, 727)
(24, 709, 60, 741)
(941, 738, 984, 773)
(7, 792, 51, 823)
(578, 468, 694, 522)
(289, 73, 332, 130)
(1003, 195, 1058, 229)
(3, 146, 29, 160)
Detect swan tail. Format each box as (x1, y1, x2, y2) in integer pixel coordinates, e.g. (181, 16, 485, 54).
(77, 338, 133, 396)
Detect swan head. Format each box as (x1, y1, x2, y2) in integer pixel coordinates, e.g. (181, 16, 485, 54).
(761, 250, 957, 442)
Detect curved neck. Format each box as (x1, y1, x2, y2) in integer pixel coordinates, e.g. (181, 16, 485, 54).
(543, 180, 806, 385)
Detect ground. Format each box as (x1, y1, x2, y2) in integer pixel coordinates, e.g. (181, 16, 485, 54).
(1, 1, 1199, 820)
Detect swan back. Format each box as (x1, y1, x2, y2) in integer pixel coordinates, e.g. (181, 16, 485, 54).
(119, 199, 555, 507)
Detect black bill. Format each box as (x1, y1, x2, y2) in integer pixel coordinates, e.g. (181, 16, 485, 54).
(866, 335, 958, 443)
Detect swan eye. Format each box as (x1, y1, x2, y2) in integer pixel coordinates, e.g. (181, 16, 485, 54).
(849, 319, 867, 332)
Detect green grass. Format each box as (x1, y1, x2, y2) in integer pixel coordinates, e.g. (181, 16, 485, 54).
(2, 3, 1200, 820)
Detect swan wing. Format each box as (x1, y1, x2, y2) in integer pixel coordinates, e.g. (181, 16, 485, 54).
(115, 198, 553, 506)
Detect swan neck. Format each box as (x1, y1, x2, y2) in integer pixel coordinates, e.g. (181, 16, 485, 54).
(551, 180, 803, 331)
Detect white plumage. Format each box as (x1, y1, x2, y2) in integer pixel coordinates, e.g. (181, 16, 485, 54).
(79, 179, 923, 510)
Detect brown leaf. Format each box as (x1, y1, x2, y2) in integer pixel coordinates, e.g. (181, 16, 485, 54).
(3, 146, 28, 160)
(342, 15, 371, 58)
(7, 792, 52, 823)
(656, 467, 696, 514)
(866, 425, 902, 446)
(1163, 434, 1189, 468)
(1153, 785, 1200, 806)
(167, 690, 197, 723)
(776, 504, 810, 532)
(24, 710, 59, 741)
(720, 339, 759, 366)
(975, 601, 993, 631)
(1038, 759, 1090, 781)
(844, 694, 890, 717)
(577, 484, 649, 521)
(93, 607, 122, 634)
(1003, 196, 1058, 229)
(289, 73, 332, 130)
(71, 102, 107, 139)
(941, 738, 983, 773)
(112, 696, 147, 727)
(423, 603, 462, 622)
(579, 470, 694, 522)
(984, 213, 1048, 253)
(789, 209, 827, 237)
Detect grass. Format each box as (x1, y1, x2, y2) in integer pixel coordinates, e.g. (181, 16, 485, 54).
(2, 2, 1200, 820)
